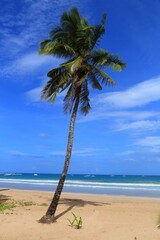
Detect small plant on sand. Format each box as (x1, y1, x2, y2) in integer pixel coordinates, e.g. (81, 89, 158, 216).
(67, 212, 83, 229)
(0, 201, 16, 214)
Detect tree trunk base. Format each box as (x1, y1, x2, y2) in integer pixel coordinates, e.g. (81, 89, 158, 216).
(38, 215, 57, 224)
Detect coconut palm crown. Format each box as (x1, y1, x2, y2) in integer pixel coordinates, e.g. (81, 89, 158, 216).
(39, 7, 126, 223)
(40, 7, 126, 114)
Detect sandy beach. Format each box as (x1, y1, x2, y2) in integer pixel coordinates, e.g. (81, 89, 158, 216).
(0, 189, 160, 240)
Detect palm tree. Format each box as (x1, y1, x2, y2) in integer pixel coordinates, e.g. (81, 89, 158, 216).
(39, 7, 126, 223)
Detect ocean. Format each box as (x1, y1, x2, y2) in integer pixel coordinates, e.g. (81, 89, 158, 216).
(0, 173, 160, 198)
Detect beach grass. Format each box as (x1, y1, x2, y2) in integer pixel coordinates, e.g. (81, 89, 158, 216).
(0, 201, 16, 214)
(17, 200, 37, 207)
(0, 198, 48, 214)
(67, 212, 83, 229)
(0, 194, 7, 198)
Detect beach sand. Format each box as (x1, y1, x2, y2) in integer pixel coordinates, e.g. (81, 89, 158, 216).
(0, 189, 160, 240)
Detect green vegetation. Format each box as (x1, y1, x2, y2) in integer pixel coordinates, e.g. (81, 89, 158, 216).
(39, 203, 48, 206)
(67, 212, 83, 229)
(17, 201, 37, 207)
(0, 194, 8, 198)
(0, 201, 16, 214)
(0, 199, 48, 214)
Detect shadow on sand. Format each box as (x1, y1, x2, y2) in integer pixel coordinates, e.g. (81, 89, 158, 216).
(54, 198, 111, 221)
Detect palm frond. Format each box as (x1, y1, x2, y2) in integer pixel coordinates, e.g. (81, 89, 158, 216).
(76, 72, 89, 87)
(49, 26, 63, 38)
(90, 13, 106, 50)
(69, 7, 81, 26)
(88, 72, 102, 90)
(41, 78, 59, 102)
(81, 17, 89, 27)
(105, 54, 127, 71)
(47, 67, 64, 78)
(79, 80, 91, 115)
(61, 56, 83, 73)
(63, 85, 73, 114)
(39, 40, 75, 58)
(63, 84, 81, 114)
(101, 12, 107, 25)
(90, 50, 126, 71)
(41, 67, 71, 101)
(59, 79, 72, 93)
(92, 67, 115, 86)
(90, 49, 109, 66)
(60, 7, 81, 34)
(47, 91, 57, 103)
(75, 26, 94, 53)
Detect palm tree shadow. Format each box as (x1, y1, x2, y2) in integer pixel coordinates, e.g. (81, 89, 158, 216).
(54, 197, 111, 221)
(54, 204, 75, 221)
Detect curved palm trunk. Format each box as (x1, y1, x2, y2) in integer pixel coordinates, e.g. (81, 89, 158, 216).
(39, 96, 80, 223)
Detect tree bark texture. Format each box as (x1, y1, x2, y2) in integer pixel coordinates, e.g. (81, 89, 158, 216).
(39, 96, 80, 223)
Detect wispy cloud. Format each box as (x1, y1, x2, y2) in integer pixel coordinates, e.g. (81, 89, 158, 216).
(129, 136, 160, 156)
(79, 110, 160, 123)
(26, 86, 42, 102)
(134, 136, 160, 148)
(115, 120, 160, 132)
(97, 76, 160, 109)
(14, 53, 52, 72)
(9, 150, 42, 158)
(1, 52, 63, 77)
(79, 76, 160, 134)
(50, 148, 108, 157)
(38, 133, 48, 138)
(119, 137, 160, 162)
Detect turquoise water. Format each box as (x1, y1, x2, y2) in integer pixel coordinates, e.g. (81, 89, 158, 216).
(0, 173, 160, 197)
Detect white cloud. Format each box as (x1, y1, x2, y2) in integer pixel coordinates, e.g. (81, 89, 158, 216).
(118, 137, 160, 162)
(78, 76, 160, 124)
(39, 133, 48, 138)
(1, 51, 64, 79)
(78, 110, 160, 123)
(2, 52, 61, 76)
(115, 120, 160, 132)
(9, 150, 42, 158)
(131, 136, 160, 155)
(134, 136, 160, 147)
(50, 148, 108, 157)
(15, 53, 52, 71)
(26, 86, 42, 102)
(98, 76, 160, 109)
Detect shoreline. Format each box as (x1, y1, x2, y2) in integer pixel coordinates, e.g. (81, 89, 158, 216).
(1, 189, 160, 240)
(4, 187, 160, 201)
(1, 182, 160, 198)
(1, 173, 160, 198)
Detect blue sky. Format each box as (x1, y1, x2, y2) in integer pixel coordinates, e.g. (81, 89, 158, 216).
(0, 0, 160, 175)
